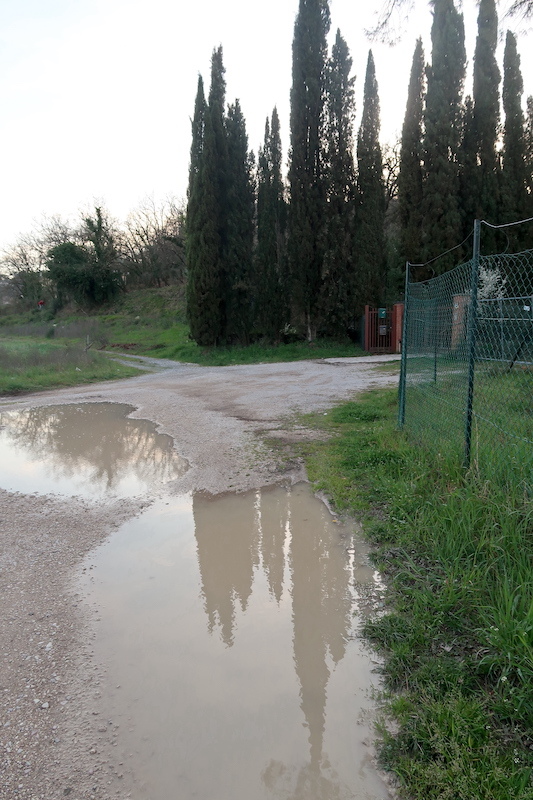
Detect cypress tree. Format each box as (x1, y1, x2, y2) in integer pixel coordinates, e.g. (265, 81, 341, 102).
(321, 29, 357, 334)
(186, 48, 228, 345)
(524, 97, 533, 247)
(398, 37, 425, 265)
(458, 96, 479, 244)
(224, 100, 255, 344)
(501, 31, 529, 247)
(188, 76, 205, 191)
(471, 0, 501, 233)
(206, 46, 229, 340)
(421, 0, 466, 271)
(356, 50, 386, 309)
(256, 108, 287, 341)
(270, 108, 288, 329)
(526, 97, 533, 200)
(288, 0, 331, 340)
(186, 75, 207, 341)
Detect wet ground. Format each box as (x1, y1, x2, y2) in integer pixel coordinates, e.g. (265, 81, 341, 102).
(0, 357, 398, 800)
(79, 480, 389, 800)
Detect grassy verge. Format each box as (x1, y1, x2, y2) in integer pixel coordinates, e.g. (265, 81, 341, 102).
(403, 361, 532, 488)
(301, 389, 532, 800)
(1, 288, 367, 366)
(0, 340, 140, 395)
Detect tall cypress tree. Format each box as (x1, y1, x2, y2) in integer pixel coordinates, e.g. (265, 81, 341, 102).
(501, 31, 529, 247)
(288, 0, 331, 340)
(398, 38, 425, 265)
(356, 50, 386, 309)
(421, 0, 466, 270)
(225, 100, 255, 344)
(186, 49, 228, 345)
(523, 96, 533, 247)
(458, 95, 479, 244)
(471, 0, 501, 231)
(186, 75, 216, 344)
(526, 97, 533, 199)
(526, 97, 533, 168)
(256, 108, 287, 341)
(321, 29, 357, 334)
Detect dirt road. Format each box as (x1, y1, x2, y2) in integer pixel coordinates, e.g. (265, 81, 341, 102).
(0, 356, 398, 800)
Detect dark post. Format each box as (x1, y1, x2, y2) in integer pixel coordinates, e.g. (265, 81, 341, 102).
(398, 262, 410, 427)
(433, 296, 438, 383)
(464, 220, 481, 469)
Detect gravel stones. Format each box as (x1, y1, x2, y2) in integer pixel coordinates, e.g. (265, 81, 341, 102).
(0, 356, 398, 799)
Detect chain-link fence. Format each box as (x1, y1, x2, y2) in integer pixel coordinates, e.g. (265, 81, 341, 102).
(399, 220, 533, 489)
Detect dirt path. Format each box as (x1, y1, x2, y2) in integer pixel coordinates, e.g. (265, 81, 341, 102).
(0, 356, 398, 800)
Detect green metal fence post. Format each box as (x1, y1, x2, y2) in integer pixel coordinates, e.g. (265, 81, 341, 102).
(398, 262, 410, 428)
(464, 220, 481, 470)
(433, 296, 438, 383)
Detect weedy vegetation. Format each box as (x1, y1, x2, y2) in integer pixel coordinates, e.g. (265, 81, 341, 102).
(0, 339, 139, 394)
(0, 287, 366, 376)
(303, 388, 532, 800)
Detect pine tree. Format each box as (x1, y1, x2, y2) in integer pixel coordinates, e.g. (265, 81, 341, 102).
(356, 50, 386, 309)
(398, 38, 425, 265)
(501, 31, 529, 247)
(421, 0, 466, 271)
(256, 109, 287, 341)
(472, 0, 501, 231)
(321, 29, 357, 334)
(186, 49, 228, 345)
(224, 100, 255, 344)
(288, 0, 331, 340)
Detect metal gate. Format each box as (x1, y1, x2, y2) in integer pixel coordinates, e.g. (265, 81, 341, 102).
(364, 305, 398, 353)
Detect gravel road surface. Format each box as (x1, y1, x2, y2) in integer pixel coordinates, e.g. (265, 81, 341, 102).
(0, 356, 398, 800)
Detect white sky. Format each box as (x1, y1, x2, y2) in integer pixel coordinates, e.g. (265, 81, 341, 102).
(0, 0, 531, 251)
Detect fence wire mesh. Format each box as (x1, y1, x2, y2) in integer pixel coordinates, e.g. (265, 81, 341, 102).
(399, 235, 533, 489)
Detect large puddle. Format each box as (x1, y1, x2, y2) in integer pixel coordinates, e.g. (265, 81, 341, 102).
(0, 403, 188, 498)
(1, 403, 391, 800)
(80, 485, 390, 800)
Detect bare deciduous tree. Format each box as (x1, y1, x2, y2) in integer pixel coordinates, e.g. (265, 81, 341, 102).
(123, 197, 186, 288)
(368, 0, 532, 42)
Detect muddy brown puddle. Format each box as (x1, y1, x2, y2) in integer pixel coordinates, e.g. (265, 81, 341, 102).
(0, 403, 392, 800)
(0, 402, 187, 498)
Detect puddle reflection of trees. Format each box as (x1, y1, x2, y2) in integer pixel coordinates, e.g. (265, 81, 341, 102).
(0, 403, 188, 493)
(193, 485, 369, 799)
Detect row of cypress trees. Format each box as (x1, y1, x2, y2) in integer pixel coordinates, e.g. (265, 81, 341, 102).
(398, 0, 533, 276)
(186, 0, 533, 346)
(186, 49, 256, 346)
(186, 0, 385, 345)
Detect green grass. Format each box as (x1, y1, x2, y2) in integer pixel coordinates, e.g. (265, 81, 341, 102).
(403, 359, 533, 488)
(301, 389, 533, 800)
(0, 339, 140, 395)
(0, 287, 367, 366)
(156, 334, 365, 365)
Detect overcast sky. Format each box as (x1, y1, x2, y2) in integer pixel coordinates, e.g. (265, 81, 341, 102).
(0, 0, 531, 251)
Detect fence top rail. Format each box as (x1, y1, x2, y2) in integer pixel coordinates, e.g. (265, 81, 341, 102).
(407, 259, 473, 291)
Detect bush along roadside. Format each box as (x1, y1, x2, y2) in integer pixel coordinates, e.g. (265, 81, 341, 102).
(302, 389, 532, 800)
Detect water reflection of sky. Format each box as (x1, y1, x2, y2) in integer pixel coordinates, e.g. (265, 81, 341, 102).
(80, 483, 390, 800)
(0, 403, 188, 499)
